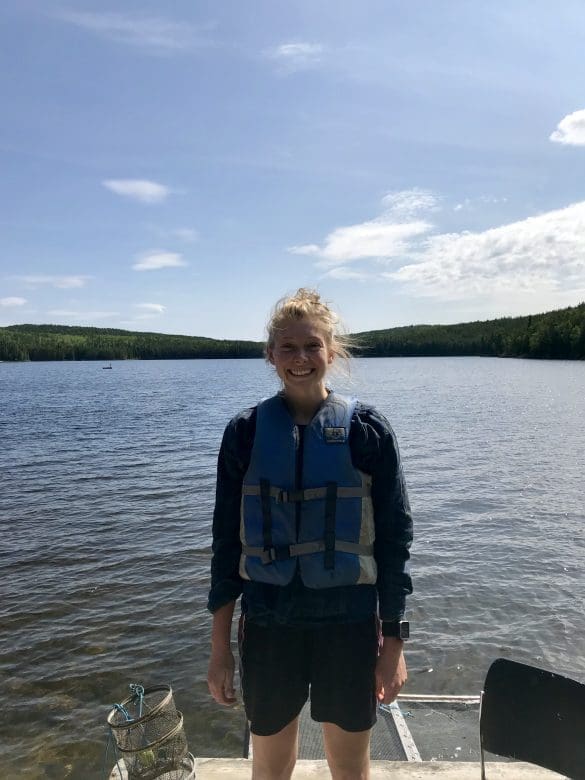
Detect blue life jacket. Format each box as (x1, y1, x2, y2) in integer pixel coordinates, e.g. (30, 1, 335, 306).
(239, 392, 376, 589)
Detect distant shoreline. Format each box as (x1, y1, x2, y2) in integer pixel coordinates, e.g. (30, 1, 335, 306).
(1, 301, 584, 361)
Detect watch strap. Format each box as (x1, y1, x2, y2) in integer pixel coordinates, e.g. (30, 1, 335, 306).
(381, 619, 410, 640)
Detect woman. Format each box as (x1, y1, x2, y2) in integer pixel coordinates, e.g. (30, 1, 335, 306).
(207, 289, 413, 779)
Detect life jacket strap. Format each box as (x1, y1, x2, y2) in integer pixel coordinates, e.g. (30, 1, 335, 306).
(259, 478, 273, 552)
(242, 484, 370, 502)
(242, 540, 374, 565)
(324, 482, 337, 570)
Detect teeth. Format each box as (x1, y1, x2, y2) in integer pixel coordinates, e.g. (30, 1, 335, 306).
(290, 369, 312, 376)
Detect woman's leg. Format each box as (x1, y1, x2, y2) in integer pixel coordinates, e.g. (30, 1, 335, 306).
(322, 722, 371, 780)
(251, 716, 300, 780)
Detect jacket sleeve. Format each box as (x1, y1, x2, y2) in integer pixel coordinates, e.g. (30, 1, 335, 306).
(353, 405, 413, 620)
(207, 413, 251, 613)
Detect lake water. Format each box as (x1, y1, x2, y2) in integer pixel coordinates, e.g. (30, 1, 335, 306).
(1, 357, 584, 778)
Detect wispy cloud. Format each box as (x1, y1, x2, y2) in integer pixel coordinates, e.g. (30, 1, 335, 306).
(17, 275, 92, 289)
(381, 189, 440, 218)
(134, 303, 166, 315)
(132, 251, 187, 271)
(266, 42, 325, 72)
(56, 11, 211, 53)
(1, 297, 27, 307)
(550, 109, 585, 146)
(324, 267, 371, 281)
(288, 189, 435, 267)
(453, 195, 508, 212)
(103, 179, 170, 204)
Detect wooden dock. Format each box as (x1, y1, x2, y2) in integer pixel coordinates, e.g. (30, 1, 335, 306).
(195, 757, 562, 778)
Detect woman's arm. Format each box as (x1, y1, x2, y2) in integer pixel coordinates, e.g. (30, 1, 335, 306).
(207, 411, 254, 705)
(352, 405, 413, 702)
(207, 415, 251, 613)
(207, 600, 237, 705)
(375, 637, 407, 703)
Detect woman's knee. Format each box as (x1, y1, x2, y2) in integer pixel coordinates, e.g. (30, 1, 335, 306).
(251, 717, 299, 780)
(322, 722, 370, 780)
(327, 758, 369, 780)
(252, 754, 296, 780)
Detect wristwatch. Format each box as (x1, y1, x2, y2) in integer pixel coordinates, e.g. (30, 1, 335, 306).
(382, 620, 410, 640)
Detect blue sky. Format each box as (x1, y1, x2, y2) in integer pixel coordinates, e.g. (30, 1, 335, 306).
(1, 1, 585, 340)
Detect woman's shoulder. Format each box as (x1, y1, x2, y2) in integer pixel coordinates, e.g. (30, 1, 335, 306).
(224, 404, 257, 439)
(351, 399, 395, 436)
(348, 399, 401, 470)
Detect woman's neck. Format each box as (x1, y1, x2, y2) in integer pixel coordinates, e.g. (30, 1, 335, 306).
(281, 386, 329, 424)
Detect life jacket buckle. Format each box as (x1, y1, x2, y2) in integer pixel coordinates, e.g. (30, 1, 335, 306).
(261, 545, 291, 563)
(276, 489, 303, 503)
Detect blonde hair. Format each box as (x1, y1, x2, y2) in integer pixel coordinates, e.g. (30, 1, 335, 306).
(265, 288, 353, 369)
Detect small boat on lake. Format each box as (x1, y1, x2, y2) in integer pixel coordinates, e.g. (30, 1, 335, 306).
(102, 363, 112, 369)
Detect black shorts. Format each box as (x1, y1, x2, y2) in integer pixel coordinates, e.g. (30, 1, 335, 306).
(239, 615, 380, 737)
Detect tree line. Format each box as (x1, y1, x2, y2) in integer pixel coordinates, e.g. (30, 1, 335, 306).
(1, 302, 584, 361)
(0, 325, 264, 362)
(352, 302, 585, 360)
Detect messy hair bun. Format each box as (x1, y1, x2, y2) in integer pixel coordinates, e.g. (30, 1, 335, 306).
(265, 288, 353, 367)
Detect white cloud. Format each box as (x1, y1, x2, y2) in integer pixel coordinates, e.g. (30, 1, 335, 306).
(289, 189, 585, 306)
(132, 251, 187, 271)
(309, 220, 431, 266)
(103, 179, 170, 204)
(57, 11, 210, 53)
(1, 297, 27, 307)
(266, 42, 324, 72)
(288, 189, 435, 266)
(550, 109, 585, 146)
(288, 244, 321, 256)
(388, 201, 585, 299)
(134, 303, 166, 314)
(17, 275, 91, 289)
(381, 188, 439, 217)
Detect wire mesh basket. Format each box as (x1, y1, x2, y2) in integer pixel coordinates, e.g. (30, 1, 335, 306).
(109, 752, 196, 780)
(117, 713, 188, 780)
(108, 685, 180, 752)
(107, 685, 189, 780)
(152, 753, 196, 780)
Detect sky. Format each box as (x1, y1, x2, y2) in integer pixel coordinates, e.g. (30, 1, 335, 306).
(1, 0, 585, 340)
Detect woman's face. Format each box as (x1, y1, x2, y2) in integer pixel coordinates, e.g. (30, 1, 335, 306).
(267, 318, 334, 397)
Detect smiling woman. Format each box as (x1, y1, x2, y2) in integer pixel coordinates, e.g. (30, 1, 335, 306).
(207, 287, 413, 780)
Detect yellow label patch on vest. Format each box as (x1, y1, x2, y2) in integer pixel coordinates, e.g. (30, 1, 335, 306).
(324, 426, 347, 443)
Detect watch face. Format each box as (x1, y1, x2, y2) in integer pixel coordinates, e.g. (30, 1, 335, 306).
(399, 621, 410, 639)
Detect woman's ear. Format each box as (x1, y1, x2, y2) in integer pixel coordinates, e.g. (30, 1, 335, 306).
(267, 347, 275, 365)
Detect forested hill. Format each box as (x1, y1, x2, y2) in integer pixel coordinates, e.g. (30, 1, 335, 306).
(1, 302, 584, 361)
(0, 324, 264, 361)
(352, 302, 585, 360)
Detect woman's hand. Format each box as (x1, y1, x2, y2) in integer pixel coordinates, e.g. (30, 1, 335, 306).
(207, 646, 237, 705)
(375, 638, 407, 704)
